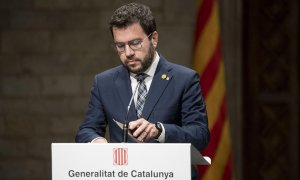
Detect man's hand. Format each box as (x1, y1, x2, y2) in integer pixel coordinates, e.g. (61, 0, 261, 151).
(129, 118, 159, 142)
(91, 137, 108, 143)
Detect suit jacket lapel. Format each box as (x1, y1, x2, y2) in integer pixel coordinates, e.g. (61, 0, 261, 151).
(142, 57, 173, 120)
(114, 67, 137, 122)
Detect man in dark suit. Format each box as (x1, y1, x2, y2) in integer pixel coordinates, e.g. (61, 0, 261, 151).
(75, 3, 209, 179)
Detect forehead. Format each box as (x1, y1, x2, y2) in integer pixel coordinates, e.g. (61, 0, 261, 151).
(112, 22, 146, 42)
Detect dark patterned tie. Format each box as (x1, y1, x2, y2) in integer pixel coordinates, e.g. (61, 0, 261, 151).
(135, 73, 148, 118)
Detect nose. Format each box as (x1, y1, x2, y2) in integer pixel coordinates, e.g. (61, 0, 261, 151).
(124, 44, 135, 57)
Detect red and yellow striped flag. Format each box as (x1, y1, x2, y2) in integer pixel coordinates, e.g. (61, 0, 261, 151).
(193, 0, 234, 179)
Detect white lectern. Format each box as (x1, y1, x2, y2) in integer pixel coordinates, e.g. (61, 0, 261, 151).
(52, 143, 210, 180)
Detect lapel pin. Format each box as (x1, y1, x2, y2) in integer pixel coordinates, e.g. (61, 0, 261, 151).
(161, 74, 169, 80)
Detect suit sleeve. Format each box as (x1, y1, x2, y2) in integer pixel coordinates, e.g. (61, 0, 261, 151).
(163, 73, 210, 150)
(75, 75, 107, 143)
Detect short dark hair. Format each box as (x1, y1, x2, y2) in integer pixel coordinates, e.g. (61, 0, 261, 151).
(109, 3, 157, 37)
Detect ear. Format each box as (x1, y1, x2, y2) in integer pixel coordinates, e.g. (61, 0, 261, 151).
(151, 31, 158, 48)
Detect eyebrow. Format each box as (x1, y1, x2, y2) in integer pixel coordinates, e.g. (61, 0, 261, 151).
(114, 38, 142, 44)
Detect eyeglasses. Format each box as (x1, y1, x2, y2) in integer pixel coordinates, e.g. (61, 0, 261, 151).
(113, 33, 152, 53)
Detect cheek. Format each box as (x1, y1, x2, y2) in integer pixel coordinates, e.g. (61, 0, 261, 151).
(136, 47, 149, 59)
(119, 54, 127, 63)
(135, 52, 145, 59)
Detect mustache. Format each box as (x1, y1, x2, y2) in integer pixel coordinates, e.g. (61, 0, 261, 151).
(125, 58, 141, 63)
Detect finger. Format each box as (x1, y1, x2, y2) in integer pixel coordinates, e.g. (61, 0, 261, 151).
(133, 120, 149, 137)
(149, 128, 158, 139)
(128, 119, 144, 135)
(144, 124, 155, 140)
(128, 119, 143, 130)
(137, 131, 148, 142)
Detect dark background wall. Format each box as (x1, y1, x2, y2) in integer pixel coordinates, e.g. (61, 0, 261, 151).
(0, 0, 298, 180)
(242, 0, 299, 179)
(0, 0, 201, 179)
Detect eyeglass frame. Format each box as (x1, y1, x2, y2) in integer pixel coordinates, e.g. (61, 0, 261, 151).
(113, 33, 153, 53)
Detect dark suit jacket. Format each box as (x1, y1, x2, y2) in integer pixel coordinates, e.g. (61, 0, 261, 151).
(75, 56, 209, 151)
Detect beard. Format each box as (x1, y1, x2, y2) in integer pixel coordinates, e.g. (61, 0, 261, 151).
(123, 44, 155, 74)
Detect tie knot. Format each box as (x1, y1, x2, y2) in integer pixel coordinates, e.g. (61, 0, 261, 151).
(136, 73, 147, 82)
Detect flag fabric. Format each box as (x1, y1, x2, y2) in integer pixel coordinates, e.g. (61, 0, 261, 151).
(192, 0, 233, 179)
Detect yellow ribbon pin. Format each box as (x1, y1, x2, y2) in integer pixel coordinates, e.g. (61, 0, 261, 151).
(161, 74, 167, 79)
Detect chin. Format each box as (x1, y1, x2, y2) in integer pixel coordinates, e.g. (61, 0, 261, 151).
(130, 69, 142, 74)
(128, 66, 142, 74)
